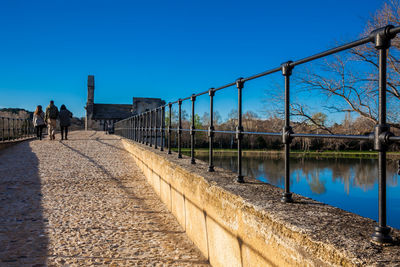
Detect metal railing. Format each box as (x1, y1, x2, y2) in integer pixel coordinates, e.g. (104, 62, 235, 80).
(0, 117, 35, 142)
(115, 25, 400, 244)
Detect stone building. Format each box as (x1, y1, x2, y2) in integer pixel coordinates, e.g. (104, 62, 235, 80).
(85, 75, 165, 131)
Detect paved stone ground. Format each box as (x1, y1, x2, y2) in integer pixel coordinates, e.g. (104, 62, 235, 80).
(0, 131, 209, 266)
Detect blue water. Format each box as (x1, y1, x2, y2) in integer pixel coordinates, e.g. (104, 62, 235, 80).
(196, 155, 400, 229)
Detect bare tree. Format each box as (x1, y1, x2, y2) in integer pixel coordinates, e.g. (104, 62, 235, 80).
(292, 0, 400, 131)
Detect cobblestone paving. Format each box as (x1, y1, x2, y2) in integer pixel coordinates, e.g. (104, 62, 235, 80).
(0, 131, 209, 266)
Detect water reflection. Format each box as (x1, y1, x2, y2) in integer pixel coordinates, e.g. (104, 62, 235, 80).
(196, 154, 400, 229)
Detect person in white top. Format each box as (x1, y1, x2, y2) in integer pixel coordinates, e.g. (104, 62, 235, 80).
(33, 105, 46, 140)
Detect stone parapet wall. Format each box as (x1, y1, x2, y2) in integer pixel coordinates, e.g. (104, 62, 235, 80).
(121, 139, 400, 267)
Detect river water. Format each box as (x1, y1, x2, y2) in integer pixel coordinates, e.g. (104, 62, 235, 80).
(195, 154, 400, 229)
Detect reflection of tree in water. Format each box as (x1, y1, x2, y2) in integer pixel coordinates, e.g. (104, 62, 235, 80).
(307, 169, 327, 195)
(198, 155, 398, 195)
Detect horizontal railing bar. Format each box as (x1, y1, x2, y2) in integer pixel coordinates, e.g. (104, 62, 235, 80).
(292, 37, 372, 67)
(390, 26, 400, 36)
(115, 27, 400, 122)
(243, 66, 282, 82)
(115, 126, 399, 142)
(132, 34, 377, 109)
(292, 133, 371, 140)
(389, 136, 400, 142)
(244, 131, 281, 136)
(213, 130, 235, 134)
(193, 90, 212, 98)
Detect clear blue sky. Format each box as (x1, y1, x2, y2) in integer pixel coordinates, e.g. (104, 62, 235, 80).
(0, 0, 385, 120)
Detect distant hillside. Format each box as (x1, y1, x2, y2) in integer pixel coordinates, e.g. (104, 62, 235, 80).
(0, 108, 33, 119)
(0, 108, 84, 130)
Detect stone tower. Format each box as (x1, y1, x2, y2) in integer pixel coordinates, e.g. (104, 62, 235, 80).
(85, 75, 95, 130)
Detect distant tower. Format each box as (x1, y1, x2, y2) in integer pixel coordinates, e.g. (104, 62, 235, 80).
(85, 75, 95, 130)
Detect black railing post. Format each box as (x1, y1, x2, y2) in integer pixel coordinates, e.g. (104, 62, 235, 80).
(178, 99, 182, 158)
(136, 116, 138, 141)
(12, 119, 15, 140)
(190, 94, 196, 164)
(168, 103, 172, 154)
(149, 110, 153, 147)
(129, 118, 131, 139)
(144, 114, 146, 143)
(281, 62, 294, 203)
(146, 111, 150, 145)
(122, 120, 125, 138)
(370, 25, 395, 244)
(148, 111, 151, 145)
(141, 114, 144, 143)
(236, 79, 244, 182)
(208, 88, 215, 172)
(8, 118, 10, 141)
(155, 109, 158, 149)
(124, 120, 126, 138)
(143, 113, 146, 144)
(2, 118, 4, 141)
(138, 114, 143, 144)
(161, 106, 165, 151)
(137, 116, 140, 142)
(132, 116, 136, 141)
(133, 115, 138, 142)
(25, 119, 28, 138)
(132, 117, 134, 139)
(139, 115, 142, 142)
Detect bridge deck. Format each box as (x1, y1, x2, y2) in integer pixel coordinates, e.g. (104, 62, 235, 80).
(0, 131, 209, 266)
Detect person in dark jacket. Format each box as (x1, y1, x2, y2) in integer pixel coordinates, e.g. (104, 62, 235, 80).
(59, 104, 73, 140)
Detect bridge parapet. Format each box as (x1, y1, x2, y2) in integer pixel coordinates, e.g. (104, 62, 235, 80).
(121, 138, 400, 267)
(115, 24, 400, 243)
(0, 117, 35, 150)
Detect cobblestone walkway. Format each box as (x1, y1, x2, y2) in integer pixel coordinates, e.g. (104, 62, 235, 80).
(0, 131, 209, 266)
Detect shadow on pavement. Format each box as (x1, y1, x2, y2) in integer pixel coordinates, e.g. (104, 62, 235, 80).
(0, 141, 48, 266)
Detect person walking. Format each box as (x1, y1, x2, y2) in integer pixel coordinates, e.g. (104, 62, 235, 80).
(59, 104, 72, 140)
(33, 105, 46, 140)
(45, 100, 59, 140)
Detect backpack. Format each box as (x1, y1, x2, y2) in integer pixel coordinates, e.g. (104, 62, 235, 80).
(49, 106, 58, 119)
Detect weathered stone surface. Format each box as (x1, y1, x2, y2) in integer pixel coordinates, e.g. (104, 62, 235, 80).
(0, 131, 209, 266)
(122, 138, 400, 267)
